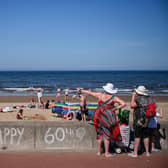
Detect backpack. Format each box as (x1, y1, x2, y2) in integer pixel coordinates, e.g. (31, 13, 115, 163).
(118, 109, 130, 125)
(146, 97, 156, 117)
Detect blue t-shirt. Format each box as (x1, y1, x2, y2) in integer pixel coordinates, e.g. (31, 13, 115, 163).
(148, 117, 157, 128)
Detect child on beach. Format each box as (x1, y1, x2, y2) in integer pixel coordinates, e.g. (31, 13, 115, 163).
(16, 109, 24, 120)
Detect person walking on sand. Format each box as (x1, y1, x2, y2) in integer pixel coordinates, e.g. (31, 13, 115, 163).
(77, 83, 126, 157)
(129, 85, 153, 157)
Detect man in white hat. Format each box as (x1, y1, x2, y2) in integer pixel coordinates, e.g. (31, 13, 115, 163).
(129, 85, 151, 157)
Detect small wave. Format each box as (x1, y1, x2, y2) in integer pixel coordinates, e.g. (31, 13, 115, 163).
(94, 88, 104, 92)
(160, 90, 168, 93)
(4, 88, 29, 91)
(3, 87, 43, 92)
(118, 89, 132, 92)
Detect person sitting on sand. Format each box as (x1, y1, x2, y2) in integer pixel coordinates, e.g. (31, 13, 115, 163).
(16, 109, 24, 120)
(40, 101, 45, 109)
(30, 98, 35, 104)
(30, 98, 36, 108)
(45, 100, 50, 109)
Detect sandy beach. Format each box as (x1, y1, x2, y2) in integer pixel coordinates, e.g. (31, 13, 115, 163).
(0, 96, 167, 122)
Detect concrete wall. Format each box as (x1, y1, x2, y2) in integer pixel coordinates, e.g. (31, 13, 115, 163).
(0, 121, 97, 151)
(0, 121, 168, 151)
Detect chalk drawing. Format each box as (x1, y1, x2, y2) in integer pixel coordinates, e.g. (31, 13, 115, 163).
(76, 127, 86, 140)
(44, 127, 86, 144)
(55, 127, 65, 142)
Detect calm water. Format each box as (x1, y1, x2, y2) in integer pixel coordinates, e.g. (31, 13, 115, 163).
(0, 71, 168, 96)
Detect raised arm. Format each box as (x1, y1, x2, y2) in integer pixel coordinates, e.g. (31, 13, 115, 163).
(78, 89, 101, 99)
(130, 92, 137, 108)
(114, 96, 126, 110)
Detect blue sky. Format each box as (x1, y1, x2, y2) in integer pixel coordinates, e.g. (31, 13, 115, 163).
(0, 0, 168, 70)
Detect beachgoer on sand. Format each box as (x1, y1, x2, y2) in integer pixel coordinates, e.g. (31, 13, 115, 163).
(65, 90, 69, 102)
(16, 109, 24, 120)
(37, 90, 43, 103)
(129, 85, 155, 157)
(30, 98, 36, 108)
(79, 94, 88, 123)
(40, 101, 45, 109)
(77, 83, 126, 157)
(56, 88, 61, 102)
(45, 100, 50, 109)
(30, 98, 35, 104)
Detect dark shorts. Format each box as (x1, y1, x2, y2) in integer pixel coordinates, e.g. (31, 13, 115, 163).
(134, 126, 149, 139)
(80, 106, 88, 115)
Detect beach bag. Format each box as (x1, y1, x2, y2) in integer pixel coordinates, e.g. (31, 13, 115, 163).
(119, 124, 130, 147)
(146, 97, 156, 117)
(118, 109, 130, 125)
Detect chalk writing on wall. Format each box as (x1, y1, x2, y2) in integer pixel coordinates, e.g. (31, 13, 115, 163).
(0, 128, 24, 145)
(44, 127, 86, 144)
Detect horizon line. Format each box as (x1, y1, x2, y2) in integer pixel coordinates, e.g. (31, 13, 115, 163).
(0, 69, 168, 72)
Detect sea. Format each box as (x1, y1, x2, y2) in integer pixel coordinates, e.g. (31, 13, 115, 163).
(0, 71, 168, 96)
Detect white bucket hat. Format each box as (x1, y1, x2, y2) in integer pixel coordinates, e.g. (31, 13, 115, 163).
(135, 86, 148, 96)
(103, 83, 118, 94)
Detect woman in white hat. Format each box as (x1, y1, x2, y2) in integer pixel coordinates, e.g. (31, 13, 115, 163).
(77, 83, 126, 157)
(129, 85, 151, 157)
